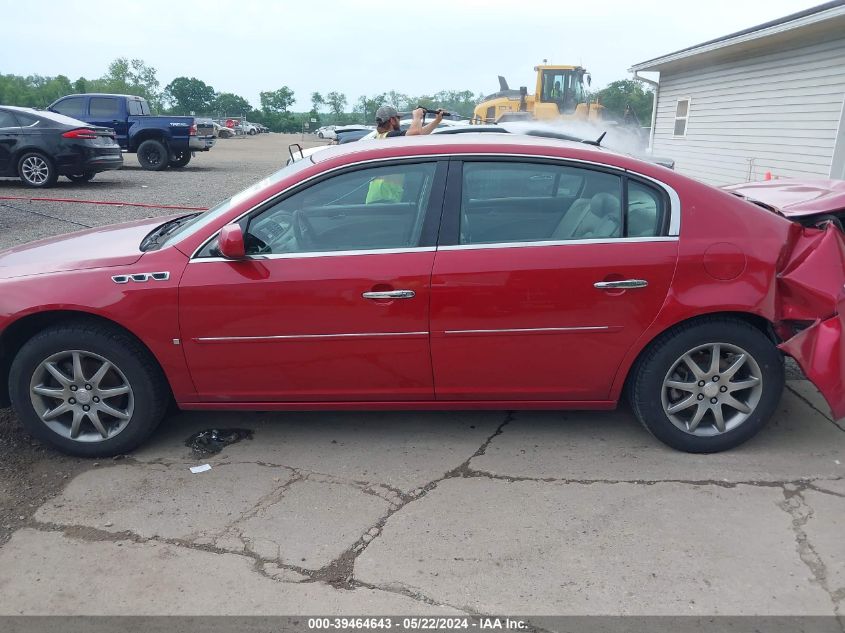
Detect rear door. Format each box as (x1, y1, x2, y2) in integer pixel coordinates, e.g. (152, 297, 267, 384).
(178, 159, 447, 402)
(88, 97, 128, 145)
(0, 110, 20, 173)
(430, 158, 679, 402)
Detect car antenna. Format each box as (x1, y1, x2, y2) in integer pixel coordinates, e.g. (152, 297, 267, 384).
(582, 131, 607, 147)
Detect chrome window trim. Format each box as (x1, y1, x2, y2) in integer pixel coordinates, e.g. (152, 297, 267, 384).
(188, 151, 682, 261)
(191, 246, 436, 263)
(195, 331, 428, 343)
(438, 236, 678, 251)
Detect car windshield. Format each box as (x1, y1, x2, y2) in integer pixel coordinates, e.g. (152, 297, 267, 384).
(158, 157, 316, 248)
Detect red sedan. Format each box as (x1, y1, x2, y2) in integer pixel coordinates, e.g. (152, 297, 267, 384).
(1, 135, 843, 456)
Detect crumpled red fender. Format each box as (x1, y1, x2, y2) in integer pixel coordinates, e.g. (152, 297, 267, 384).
(776, 223, 845, 418)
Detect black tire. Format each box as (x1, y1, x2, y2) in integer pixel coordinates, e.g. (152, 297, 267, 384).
(136, 139, 169, 171)
(8, 321, 170, 457)
(629, 316, 784, 453)
(169, 151, 191, 168)
(248, 129, 256, 135)
(318, 132, 324, 139)
(18, 152, 58, 188)
(67, 172, 96, 183)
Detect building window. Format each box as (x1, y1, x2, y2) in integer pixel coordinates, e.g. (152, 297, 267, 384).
(673, 98, 690, 137)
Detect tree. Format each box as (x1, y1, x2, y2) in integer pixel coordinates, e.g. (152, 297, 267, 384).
(325, 91, 347, 120)
(310, 91, 324, 112)
(260, 86, 295, 113)
(164, 77, 216, 115)
(95, 58, 161, 107)
(593, 79, 654, 126)
(355, 93, 386, 125)
(212, 92, 252, 116)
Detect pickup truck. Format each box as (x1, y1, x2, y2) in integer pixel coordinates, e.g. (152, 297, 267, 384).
(48, 94, 215, 171)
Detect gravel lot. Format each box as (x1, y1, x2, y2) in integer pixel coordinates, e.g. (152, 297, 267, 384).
(0, 134, 843, 619)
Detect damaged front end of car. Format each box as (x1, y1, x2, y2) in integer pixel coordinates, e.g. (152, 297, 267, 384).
(775, 222, 845, 418)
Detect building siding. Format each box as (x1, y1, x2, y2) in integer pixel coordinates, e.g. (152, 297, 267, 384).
(651, 34, 845, 185)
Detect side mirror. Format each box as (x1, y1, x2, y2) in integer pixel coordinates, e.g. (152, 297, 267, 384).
(217, 224, 246, 259)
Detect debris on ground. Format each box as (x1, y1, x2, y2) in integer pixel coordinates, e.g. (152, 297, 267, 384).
(184, 428, 254, 456)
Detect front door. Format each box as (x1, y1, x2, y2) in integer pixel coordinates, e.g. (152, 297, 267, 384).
(430, 159, 679, 401)
(179, 160, 446, 402)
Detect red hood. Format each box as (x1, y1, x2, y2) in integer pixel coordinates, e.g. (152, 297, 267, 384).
(0, 217, 171, 279)
(724, 179, 845, 217)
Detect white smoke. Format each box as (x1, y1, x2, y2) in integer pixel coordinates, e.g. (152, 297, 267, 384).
(499, 119, 650, 158)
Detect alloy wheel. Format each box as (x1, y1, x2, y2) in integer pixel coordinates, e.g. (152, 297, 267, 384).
(29, 350, 135, 442)
(21, 155, 50, 185)
(661, 342, 763, 436)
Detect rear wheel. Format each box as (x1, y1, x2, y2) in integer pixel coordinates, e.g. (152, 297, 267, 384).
(9, 322, 170, 457)
(18, 152, 58, 188)
(629, 317, 784, 453)
(169, 151, 191, 168)
(67, 172, 96, 183)
(136, 139, 169, 171)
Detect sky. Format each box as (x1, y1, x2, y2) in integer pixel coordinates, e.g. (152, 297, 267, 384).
(0, 0, 827, 110)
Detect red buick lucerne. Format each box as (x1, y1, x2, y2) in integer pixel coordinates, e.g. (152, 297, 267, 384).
(1, 135, 843, 456)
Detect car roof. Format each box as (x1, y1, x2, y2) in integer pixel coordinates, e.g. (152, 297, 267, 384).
(309, 132, 609, 164)
(0, 105, 90, 127)
(57, 93, 146, 100)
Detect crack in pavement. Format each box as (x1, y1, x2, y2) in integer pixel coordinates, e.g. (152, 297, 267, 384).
(778, 485, 843, 616)
(786, 384, 845, 432)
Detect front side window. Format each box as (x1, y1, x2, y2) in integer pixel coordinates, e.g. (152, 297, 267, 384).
(242, 162, 438, 255)
(459, 162, 668, 245)
(52, 97, 85, 118)
(90, 97, 120, 118)
(0, 111, 18, 129)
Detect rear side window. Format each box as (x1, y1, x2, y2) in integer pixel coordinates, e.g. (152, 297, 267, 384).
(127, 100, 149, 115)
(52, 97, 86, 118)
(627, 180, 668, 237)
(459, 161, 669, 244)
(460, 161, 622, 244)
(90, 97, 121, 118)
(0, 111, 18, 128)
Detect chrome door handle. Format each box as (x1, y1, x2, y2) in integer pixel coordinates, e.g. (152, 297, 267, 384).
(594, 279, 649, 290)
(362, 290, 416, 300)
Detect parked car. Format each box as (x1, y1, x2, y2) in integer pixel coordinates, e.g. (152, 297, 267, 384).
(0, 106, 122, 187)
(315, 125, 337, 139)
(49, 94, 215, 170)
(0, 134, 843, 457)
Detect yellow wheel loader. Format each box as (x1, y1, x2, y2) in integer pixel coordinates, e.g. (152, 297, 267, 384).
(473, 65, 605, 124)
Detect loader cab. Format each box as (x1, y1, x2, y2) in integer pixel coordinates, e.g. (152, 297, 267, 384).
(536, 66, 588, 116)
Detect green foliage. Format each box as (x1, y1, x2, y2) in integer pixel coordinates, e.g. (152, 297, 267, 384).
(164, 77, 216, 115)
(95, 58, 162, 109)
(211, 92, 252, 116)
(593, 79, 654, 126)
(324, 91, 347, 121)
(260, 86, 295, 113)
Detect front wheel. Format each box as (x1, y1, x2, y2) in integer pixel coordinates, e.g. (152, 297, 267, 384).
(629, 317, 784, 453)
(136, 139, 169, 171)
(169, 151, 191, 168)
(9, 322, 170, 457)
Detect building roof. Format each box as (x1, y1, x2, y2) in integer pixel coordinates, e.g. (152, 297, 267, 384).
(630, 0, 845, 72)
